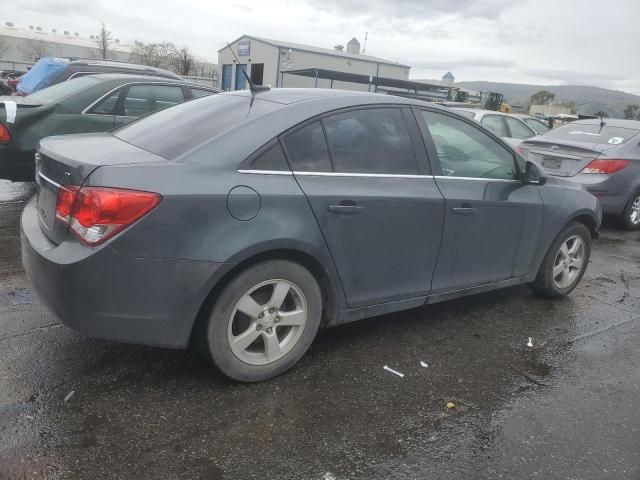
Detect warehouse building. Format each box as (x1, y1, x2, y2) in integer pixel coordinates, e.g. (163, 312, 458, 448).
(217, 35, 411, 91)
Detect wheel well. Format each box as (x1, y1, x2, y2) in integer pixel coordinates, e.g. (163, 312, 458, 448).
(190, 249, 336, 345)
(572, 214, 598, 238)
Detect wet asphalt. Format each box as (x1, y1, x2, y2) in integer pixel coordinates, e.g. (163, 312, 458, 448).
(0, 179, 638, 480)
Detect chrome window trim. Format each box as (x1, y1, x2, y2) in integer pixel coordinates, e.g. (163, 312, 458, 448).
(37, 169, 62, 188)
(80, 81, 191, 115)
(237, 169, 293, 176)
(67, 71, 94, 80)
(237, 170, 519, 182)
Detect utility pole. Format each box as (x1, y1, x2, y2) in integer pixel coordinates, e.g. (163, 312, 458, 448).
(362, 32, 368, 54)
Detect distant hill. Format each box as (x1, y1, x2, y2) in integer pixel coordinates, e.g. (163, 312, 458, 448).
(454, 81, 640, 119)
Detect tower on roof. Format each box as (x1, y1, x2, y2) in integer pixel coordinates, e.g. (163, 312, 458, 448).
(442, 71, 455, 87)
(346, 37, 360, 55)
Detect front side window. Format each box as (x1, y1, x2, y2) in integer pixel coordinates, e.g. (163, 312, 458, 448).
(282, 122, 332, 172)
(420, 110, 517, 180)
(323, 108, 418, 174)
(122, 84, 185, 117)
(480, 115, 507, 137)
(505, 117, 535, 139)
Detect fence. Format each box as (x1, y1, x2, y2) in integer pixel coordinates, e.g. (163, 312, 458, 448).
(0, 59, 33, 72)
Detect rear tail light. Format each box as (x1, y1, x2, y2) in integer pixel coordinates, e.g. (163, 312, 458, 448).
(55, 186, 161, 246)
(8, 79, 19, 89)
(0, 123, 10, 143)
(581, 159, 631, 175)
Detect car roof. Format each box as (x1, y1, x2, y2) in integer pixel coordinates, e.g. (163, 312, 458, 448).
(568, 118, 640, 129)
(80, 73, 218, 90)
(227, 88, 441, 108)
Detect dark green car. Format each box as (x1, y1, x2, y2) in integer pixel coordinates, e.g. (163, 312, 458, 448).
(0, 74, 219, 181)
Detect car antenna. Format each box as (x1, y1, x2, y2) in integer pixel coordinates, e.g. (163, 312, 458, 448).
(599, 113, 606, 128)
(226, 42, 270, 93)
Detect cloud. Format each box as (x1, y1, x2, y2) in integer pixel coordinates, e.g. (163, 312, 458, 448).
(303, 0, 523, 19)
(411, 58, 517, 70)
(525, 68, 627, 84)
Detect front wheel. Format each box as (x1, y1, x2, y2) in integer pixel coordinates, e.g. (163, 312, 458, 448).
(200, 260, 322, 382)
(529, 222, 591, 298)
(620, 190, 640, 231)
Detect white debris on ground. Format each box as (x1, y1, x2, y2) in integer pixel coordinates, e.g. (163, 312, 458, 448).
(383, 365, 404, 378)
(64, 390, 75, 403)
(527, 337, 534, 348)
(420, 361, 429, 368)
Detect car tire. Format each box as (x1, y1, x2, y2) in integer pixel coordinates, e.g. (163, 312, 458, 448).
(199, 260, 322, 382)
(529, 221, 591, 298)
(619, 190, 640, 231)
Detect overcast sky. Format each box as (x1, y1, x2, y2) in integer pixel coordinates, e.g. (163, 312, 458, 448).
(6, 0, 640, 94)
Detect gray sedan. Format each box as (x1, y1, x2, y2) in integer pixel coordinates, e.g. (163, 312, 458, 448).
(519, 118, 640, 229)
(21, 88, 601, 382)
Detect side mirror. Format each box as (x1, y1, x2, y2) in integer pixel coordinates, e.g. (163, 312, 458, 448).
(525, 161, 546, 185)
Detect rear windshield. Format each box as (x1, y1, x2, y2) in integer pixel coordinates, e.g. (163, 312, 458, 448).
(27, 76, 102, 104)
(543, 123, 640, 145)
(114, 94, 281, 160)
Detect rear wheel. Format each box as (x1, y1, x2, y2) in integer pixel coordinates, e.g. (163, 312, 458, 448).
(530, 222, 591, 298)
(200, 260, 322, 382)
(620, 190, 640, 231)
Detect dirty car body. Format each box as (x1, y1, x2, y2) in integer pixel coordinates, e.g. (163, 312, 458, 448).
(0, 74, 219, 181)
(21, 89, 601, 381)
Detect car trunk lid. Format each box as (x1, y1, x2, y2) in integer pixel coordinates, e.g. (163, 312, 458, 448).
(520, 139, 607, 177)
(35, 133, 167, 244)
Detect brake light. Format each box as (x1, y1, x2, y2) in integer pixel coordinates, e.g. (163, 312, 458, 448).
(0, 123, 10, 143)
(581, 159, 631, 174)
(55, 186, 161, 246)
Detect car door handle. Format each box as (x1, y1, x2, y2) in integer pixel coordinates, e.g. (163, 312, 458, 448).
(328, 204, 364, 214)
(452, 207, 477, 216)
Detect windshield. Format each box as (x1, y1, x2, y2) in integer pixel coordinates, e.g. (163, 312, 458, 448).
(27, 76, 102, 104)
(542, 123, 640, 145)
(115, 93, 281, 160)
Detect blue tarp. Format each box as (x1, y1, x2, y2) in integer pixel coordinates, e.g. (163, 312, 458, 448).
(17, 57, 67, 95)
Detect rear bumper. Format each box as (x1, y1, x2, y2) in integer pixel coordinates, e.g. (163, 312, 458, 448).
(20, 196, 225, 348)
(563, 173, 636, 216)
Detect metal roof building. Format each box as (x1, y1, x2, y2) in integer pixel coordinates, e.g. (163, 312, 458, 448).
(217, 34, 411, 91)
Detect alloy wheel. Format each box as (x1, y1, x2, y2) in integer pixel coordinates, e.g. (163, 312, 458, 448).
(630, 195, 640, 225)
(227, 279, 308, 365)
(552, 235, 585, 289)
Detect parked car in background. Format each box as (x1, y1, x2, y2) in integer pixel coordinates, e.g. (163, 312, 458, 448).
(21, 88, 600, 382)
(16, 57, 182, 96)
(450, 108, 537, 147)
(513, 114, 551, 134)
(0, 74, 219, 180)
(518, 118, 640, 229)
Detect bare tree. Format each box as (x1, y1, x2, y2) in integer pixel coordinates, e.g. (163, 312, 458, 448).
(19, 38, 52, 61)
(130, 41, 177, 70)
(175, 47, 193, 76)
(94, 22, 113, 59)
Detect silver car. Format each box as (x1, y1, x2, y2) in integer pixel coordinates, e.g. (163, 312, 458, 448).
(519, 118, 640, 229)
(451, 108, 537, 147)
(512, 114, 551, 134)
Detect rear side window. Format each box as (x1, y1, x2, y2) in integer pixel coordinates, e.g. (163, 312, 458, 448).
(115, 94, 281, 160)
(123, 84, 185, 117)
(481, 115, 507, 136)
(246, 141, 289, 171)
(282, 122, 332, 172)
(323, 108, 419, 174)
(505, 117, 535, 139)
(524, 118, 550, 133)
(542, 123, 640, 145)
